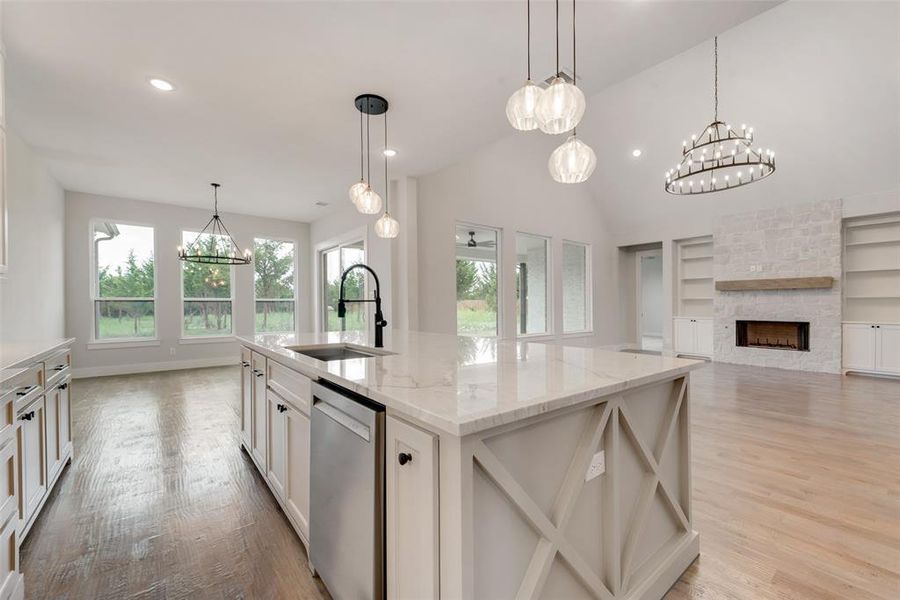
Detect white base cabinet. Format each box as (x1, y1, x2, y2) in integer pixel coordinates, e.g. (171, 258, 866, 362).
(673, 317, 713, 358)
(843, 323, 900, 375)
(386, 416, 439, 600)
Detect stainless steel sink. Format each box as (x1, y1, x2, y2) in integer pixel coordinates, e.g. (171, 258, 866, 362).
(285, 343, 394, 362)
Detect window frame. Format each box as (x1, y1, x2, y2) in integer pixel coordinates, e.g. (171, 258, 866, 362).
(455, 221, 503, 338)
(89, 218, 159, 344)
(252, 236, 299, 334)
(515, 231, 552, 339)
(179, 229, 235, 339)
(314, 227, 368, 334)
(561, 239, 593, 336)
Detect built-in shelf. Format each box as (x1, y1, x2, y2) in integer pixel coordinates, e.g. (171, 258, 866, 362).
(842, 213, 900, 324)
(715, 276, 834, 291)
(676, 235, 714, 318)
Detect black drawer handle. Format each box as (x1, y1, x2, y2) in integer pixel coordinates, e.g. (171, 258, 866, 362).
(16, 385, 37, 397)
(20, 411, 35, 422)
(58, 383, 69, 390)
(241, 361, 250, 367)
(255, 371, 264, 378)
(398, 452, 413, 466)
(52, 365, 67, 371)
(277, 404, 287, 413)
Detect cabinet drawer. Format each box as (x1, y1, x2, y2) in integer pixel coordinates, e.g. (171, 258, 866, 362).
(267, 360, 311, 415)
(44, 349, 71, 388)
(8, 365, 43, 415)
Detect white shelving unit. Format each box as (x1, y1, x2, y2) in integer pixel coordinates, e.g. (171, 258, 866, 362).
(842, 214, 900, 375)
(676, 236, 714, 318)
(674, 236, 714, 358)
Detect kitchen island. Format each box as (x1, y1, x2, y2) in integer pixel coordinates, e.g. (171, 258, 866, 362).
(238, 330, 703, 600)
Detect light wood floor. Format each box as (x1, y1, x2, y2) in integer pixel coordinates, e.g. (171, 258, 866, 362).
(20, 363, 900, 599)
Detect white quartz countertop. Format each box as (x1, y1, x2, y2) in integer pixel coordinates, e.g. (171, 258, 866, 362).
(238, 331, 704, 436)
(0, 338, 75, 371)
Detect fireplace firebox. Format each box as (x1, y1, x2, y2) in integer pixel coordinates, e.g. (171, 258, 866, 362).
(735, 320, 810, 351)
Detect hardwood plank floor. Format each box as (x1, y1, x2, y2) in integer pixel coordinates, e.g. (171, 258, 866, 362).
(20, 363, 899, 599)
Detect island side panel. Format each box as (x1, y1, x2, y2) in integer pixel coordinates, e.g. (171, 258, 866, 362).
(439, 373, 698, 600)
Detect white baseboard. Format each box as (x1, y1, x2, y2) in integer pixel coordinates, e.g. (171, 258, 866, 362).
(72, 357, 237, 379)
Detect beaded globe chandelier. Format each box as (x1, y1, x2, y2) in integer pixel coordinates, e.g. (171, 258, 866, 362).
(665, 37, 775, 195)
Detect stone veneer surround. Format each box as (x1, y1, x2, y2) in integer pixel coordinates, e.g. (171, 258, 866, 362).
(713, 199, 843, 373)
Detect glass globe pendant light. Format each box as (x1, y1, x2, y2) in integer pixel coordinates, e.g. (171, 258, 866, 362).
(506, 0, 543, 131)
(349, 109, 368, 207)
(375, 109, 400, 238)
(353, 95, 386, 215)
(547, 0, 595, 184)
(535, 0, 585, 135)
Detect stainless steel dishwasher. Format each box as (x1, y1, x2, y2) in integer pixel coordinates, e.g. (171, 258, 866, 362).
(310, 380, 385, 600)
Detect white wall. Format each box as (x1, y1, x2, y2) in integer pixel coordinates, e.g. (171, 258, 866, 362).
(416, 132, 617, 342)
(66, 191, 310, 377)
(0, 131, 65, 346)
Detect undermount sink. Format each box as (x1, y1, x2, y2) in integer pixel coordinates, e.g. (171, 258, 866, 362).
(285, 343, 394, 362)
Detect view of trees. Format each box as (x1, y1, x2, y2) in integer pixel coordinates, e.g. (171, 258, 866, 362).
(456, 259, 498, 335)
(254, 239, 295, 332)
(182, 233, 233, 335)
(323, 245, 367, 332)
(96, 249, 155, 338)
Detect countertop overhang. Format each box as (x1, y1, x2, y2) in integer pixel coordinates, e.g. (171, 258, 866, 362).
(239, 331, 704, 436)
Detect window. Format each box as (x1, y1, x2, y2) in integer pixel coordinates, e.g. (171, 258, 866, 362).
(92, 222, 156, 340)
(254, 238, 296, 333)
(516, 233, 549, 336)
(456, 224, 499, 336)
(321, 239, 366, 332)
(181, 231, 233, 336)
(562, 241, 591, 333)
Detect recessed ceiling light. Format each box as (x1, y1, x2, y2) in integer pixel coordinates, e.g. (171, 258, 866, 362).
(632, 149, 643, 158)
(149, 78, 175, 92)
(383, 148, 397, 157)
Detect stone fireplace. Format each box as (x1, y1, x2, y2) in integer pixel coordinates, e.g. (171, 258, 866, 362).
(713, 199, 843, 373)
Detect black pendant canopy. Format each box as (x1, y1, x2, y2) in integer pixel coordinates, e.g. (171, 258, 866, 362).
(355, 94, 389, 115)
(178, 183, 252, 265)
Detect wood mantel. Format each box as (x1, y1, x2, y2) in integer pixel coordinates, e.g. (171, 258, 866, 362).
(715, 276, 835, 291)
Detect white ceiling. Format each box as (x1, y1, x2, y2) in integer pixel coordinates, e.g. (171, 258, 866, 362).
(4, 1, 779, 222)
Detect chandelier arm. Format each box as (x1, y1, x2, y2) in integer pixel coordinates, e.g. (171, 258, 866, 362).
(186, 215, 217, 252)
(212, 216, 241, 252)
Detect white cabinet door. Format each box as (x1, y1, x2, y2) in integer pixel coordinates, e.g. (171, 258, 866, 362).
(59, 380, 71, 458)
(266, 392, 287, 500)
(386, 416, 439, 600)
(673, 318, 696, 355)
(240, 349, 252, 446)
(842, 324, 876, 371)
(876, 325, 900, 374)
(44, 386, 61, 484)
(0, 506, 19, 600)
(695, 319, 714, 356)
(18, 398, 45, 528)
(251, 352, 267, 469)
(284, 403, 310, 540)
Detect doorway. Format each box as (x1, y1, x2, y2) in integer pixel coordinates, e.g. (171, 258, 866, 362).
(636, 249, 663, 351)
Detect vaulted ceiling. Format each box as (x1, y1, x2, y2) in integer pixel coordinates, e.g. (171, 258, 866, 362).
(4, 1, 779, 221)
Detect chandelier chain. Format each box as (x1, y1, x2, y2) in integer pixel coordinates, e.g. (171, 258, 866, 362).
(714, 36, 718, 122)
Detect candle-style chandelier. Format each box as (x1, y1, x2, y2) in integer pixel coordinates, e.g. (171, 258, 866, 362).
(665, 37, 775, 195)
(177, 183, 251, 265)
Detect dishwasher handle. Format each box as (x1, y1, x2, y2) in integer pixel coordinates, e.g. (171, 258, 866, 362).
(314, 397, 371, 442)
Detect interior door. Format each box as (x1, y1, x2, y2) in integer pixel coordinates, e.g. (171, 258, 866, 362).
(636, 249, 663, 351)
(876, 324, 900, 373)
(284, 403, 310, 539)
(842, 323, 876, 370)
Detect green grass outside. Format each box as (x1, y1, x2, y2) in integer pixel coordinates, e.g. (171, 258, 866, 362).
(255, 310, 294, 333)
(325, 309, 366, 332)
(97, 315, 156, 338)
(456, 307, 497, 335)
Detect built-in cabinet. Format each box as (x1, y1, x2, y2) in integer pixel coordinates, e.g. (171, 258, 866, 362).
(0, 341, 74, 600)
(239, 345, 441, 598)
(674, 236, 714, 358)
(842, 323, 900, 375)
(842, 214, 900, 375)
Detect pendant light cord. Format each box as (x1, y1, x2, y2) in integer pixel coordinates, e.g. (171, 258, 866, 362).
(714, 36, 718, 122)
(526, 0, 531, 79)
(555, 0, 560, 76)
(212, 183, 219, 216)
(359, 109, 364, 180)
(384, 111, 389, 213)
(366, 108, 371, 186)
(571, 0, 577, 137)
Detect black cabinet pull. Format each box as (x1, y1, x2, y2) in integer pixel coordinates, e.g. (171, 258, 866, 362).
(277, 404, 287, 413)
(241, 361, 250, 367)
(58, 383, 68, 390)
(20, 411, 35, 422)
(398, 452, 413, 466)
(253, 369, 264, 377)
(16, 385, 37, 397)
(52, 365, 66, 371)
